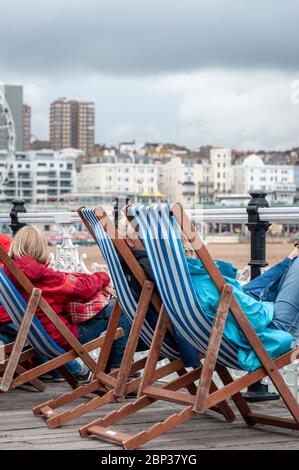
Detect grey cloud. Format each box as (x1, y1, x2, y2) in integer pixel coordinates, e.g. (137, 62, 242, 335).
(0, 0, 299, 77)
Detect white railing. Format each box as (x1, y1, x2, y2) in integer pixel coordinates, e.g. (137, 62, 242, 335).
(0, 205, 298, 225)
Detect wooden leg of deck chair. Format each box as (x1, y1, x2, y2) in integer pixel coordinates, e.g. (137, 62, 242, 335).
(58, 366, 78, 390)
(175, 365, 235, 422)
(0, 288, 42, 392)
(93, 300, 123, 376)
(79, 363, 199, 438)
(1, 343, 45, 392)
(114, 281, 154, 398)
(193, 284, 233, 413)
(11, 330, 122, 390)
(211, 364, 299, 431)
(15, 363, 46, 392)
(138, 305, 169, 396)
(215, 365, 254, 427)
(33, 358, 147, 429)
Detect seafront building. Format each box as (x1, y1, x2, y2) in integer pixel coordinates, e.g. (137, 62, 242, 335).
(79, 153, 159, 202)
(233, 154, 296, 205)
(158, 156, 213, 206)
(77, 147, 296, 206)
(0, 149, 77, 203)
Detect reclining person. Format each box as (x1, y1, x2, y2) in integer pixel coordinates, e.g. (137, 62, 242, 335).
(119, 212, 298, 371)
(118, 215, 201, 367)
(3, 225, 130, 380)
(183, 236, 299, 370)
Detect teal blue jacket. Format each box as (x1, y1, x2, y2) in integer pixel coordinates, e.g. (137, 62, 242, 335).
(187, 258, 293, 371)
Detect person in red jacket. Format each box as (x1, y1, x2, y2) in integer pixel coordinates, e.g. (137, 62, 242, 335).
(4, 225, 130, 378)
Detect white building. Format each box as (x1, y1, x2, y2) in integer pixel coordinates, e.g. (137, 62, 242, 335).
(0, 149, 77, 203)
(233, 154, 296, 205)
(79, 154, 159, 201)
(158, 156, 213, 205)
(210, 148, 232, 194)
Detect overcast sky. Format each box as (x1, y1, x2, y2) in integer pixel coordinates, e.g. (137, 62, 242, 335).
(1, 0, 299, 150)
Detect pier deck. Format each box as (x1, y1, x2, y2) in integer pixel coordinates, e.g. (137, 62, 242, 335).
(0, 382, 298, 450)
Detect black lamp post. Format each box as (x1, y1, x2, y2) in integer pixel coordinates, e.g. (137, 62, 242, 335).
(243, 191, 280, 402)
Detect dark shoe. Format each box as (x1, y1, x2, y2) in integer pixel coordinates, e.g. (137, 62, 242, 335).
(75, 369, 93, 383)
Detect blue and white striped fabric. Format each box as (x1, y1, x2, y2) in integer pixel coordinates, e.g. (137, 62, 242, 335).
(81, 208, 179, 360)
(128, 204, 241, 370)
(0, 268, 65, 359)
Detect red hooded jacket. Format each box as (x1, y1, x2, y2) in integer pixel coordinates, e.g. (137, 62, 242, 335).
(3, 255, 110, 348)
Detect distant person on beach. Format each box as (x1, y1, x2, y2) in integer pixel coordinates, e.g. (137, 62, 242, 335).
(1, 226, 130, 381)
(118, 212, 299, 371)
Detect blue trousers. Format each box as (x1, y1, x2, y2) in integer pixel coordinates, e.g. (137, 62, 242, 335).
(0, 300, 129, 375)
(243, 257, 299, 342)
(0, 321, 87, 377)
(76, 299, 130, 371)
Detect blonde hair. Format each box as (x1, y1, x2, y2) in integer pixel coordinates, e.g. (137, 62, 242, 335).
(9, 225, 49, 264)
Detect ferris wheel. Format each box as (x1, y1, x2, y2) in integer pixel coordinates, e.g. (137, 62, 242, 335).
(0, 88, 16, 185)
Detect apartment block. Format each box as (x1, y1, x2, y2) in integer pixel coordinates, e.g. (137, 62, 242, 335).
(50, 98, 95, 153)
(0, 149, 77, 203)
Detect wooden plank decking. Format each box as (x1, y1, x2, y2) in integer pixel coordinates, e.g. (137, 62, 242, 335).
(0, 382, 298, 450)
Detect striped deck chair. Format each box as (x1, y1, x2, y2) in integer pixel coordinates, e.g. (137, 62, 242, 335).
(35, 206, 213, 429)
(78, 206, 235, 441)
(0, 246, 123, 395)
(81, 202, 299, 450)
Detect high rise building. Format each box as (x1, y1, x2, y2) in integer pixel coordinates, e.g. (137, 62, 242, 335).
(23, 104, 31, 151)
(50, 98, 95, 153)
(0, 83, 24, 151)
(77, 101, 95, 154)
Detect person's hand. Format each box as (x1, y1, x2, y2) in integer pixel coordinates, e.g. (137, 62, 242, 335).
(103, 284, 117, 298)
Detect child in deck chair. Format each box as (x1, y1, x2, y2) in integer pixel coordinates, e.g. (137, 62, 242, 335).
(4, 226, 130, 379)
(0, 232, 87, 380)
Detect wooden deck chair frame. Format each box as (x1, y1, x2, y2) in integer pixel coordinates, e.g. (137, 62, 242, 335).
(34, 206, 235, 429)
(0, 245, 123, 395)
(79, 202, 299, 450)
